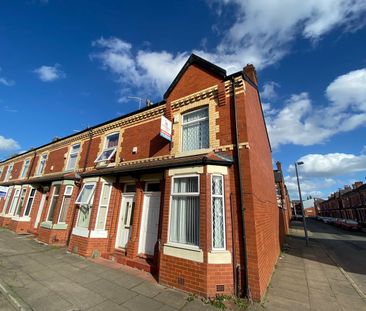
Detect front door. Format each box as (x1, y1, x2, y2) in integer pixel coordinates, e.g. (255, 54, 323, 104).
(34, 193, 46, 228)
(138, 193, 161, 255)
(116, 195, 135, 249)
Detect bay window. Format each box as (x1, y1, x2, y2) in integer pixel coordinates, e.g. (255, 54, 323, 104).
(75, 183, 96, 228)
(211, 175, 225, 249)
(66, 144, 80, 171)
(169, 176, 200, 247)
(58, 186, 73, 223)
(182, 107, 209, 152)
(95, 183, 112, 230)
(8, 188, 20, 215)
(24, 188, 36, 217)
(95, 133, 119, 163)
(15, 188, 27, 216)
(47, 185, 60, 222)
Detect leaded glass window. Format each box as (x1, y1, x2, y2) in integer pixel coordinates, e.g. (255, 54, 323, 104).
(182, 107, 209, 152)
(212, 175, 225, 249)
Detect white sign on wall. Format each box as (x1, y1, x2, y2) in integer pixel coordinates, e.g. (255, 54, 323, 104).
(0, 186, 8, 199)
(160, 116, 172, 141)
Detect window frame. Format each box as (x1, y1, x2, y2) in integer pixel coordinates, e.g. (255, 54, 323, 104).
(57, 185, 73, 224)
(23, 187, 36, 217)
(65, 143, 81, 171)
(168, 174, 200, 249)
(94, 132, 119, 163)
(5, 163, 14, 181)
(181, 106, 209, 153)
(75, 182, 96, 205)
(20, 159, 31, 179)
(35, 154, 48, 176)
(211, 174, 226, 251)
(15, 187, 28, 216)
(8, 187, 21, 215)
(94, 182, 112, 231)
(46, 185, 60, 222)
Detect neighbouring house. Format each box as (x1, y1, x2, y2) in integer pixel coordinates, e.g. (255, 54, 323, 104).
(274, 161, 291, 245)
(319, 182, 366, 225)
(0, 54, 281, 300)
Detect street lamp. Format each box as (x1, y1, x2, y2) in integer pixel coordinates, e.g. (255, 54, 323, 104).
(295, 161, 309, 246)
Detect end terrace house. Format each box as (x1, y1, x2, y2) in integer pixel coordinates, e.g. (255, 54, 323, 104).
(0, 54, 281, 300)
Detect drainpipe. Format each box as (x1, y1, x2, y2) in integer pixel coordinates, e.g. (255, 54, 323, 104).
(231, 77, 250, 298)
(83, 129, 93, 172)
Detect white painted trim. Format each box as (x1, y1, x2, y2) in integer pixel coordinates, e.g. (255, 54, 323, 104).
(168, 166, 203, 176)
(207, 165, 228, 175)
(72, 226, 90, 238)
(90, 230, 108, 238)
(207, 251, 232, 264)
(82, 177, 100, 183)
(163, 244, 203, 263)
(11, 216, 31, 222)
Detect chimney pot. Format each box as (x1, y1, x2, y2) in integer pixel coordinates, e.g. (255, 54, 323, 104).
(243, 64, 258, 86)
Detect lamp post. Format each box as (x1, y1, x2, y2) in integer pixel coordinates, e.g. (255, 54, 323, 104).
(295, 161, 309, 246)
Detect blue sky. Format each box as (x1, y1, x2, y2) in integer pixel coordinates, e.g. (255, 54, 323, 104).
(0, 0, 366, 199)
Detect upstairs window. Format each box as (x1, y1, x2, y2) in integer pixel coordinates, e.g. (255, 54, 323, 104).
(20, 159, 30, 179)
(169, 176, 200, 247)
(66, 143, 80, 171)
(36, 154, 47, 176)
(95, 133, 119, 163)
(182, 107, 209, 152)
(5, 163, 13, 181)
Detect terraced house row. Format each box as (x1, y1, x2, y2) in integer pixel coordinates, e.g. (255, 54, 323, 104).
(0, 54, 284, 301)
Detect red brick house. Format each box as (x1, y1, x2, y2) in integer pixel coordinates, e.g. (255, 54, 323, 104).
(0, 54, 281, 300)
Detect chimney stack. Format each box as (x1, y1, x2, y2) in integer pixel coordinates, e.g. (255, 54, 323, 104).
(276, 161, 282, 172)
(243, 64, 258, 86)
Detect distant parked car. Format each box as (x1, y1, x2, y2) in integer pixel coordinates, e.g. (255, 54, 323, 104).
(322, 217, 334, 224)
(339, 219, 361, 231)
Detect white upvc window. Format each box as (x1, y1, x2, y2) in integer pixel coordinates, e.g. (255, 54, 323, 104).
(23, 188, 36, 217)
(20, 159, 30, 179)
(75, 183, 96, 228)
(169, 175, 200, 247)
(46, 185, 61, 222)
(182, 107, 209, 152)
(15, 187, 28, 216)
(1, 186, 13, 216)
(95, 133, 119, 163)
(211, 175, 226, 250)
(95, 183, 112, 230)
(8, 188, 21, 215)
(36, 154, 48, 176)
(58, 186, 73, 223)
(66, 143, 81, 171)
(5, 163, 13, 181)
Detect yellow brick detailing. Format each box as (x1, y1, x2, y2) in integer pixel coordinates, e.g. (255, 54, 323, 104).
(170, 86, 220, 155)
(224, 76, 245, 97)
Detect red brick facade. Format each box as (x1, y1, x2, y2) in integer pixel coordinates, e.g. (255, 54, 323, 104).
(0, 54, 284, 301)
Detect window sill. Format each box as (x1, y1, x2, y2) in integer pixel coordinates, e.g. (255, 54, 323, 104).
(11, 216, 31, 222)
(163, 243, 203, 263)
(53, 223, 68, 230)
(208, 250, 232, 264)
(40, 221, 53, 229)
(90, 230, 108, 238)
(175, 148, 213, 158)
(72, 227, 90, 238)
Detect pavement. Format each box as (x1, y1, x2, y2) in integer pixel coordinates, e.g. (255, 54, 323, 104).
(253, 219, 366, 311)
(0, 228, 218, 311)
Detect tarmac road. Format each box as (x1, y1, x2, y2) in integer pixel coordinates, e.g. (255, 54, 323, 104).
(306, 218, 366, 297)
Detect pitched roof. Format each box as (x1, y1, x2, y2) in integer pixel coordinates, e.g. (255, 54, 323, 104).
(163, 54, 227, 99)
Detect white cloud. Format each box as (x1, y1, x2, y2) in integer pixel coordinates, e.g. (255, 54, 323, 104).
(92, 1, 366, 100)
(34, 64, 65, 82)
(0, 135, 20, 151)
(265, 68, 366, 148)
(288, 153, 366, 177)
(0, 67, 15, 86)
(260, 81, 279, 100)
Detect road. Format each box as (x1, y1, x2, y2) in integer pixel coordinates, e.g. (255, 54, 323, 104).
(306, 218, 366, 297)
